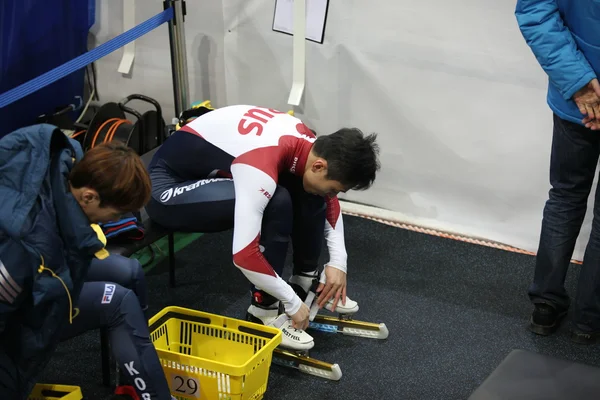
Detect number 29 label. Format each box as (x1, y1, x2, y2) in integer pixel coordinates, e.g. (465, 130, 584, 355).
(170, 374, 200, 398)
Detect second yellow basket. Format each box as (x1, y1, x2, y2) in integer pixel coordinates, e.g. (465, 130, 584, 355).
(149, 306, 282, 400)
(28, 384, 82, 400)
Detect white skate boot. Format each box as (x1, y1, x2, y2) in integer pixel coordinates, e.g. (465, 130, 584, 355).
(246, 296, 314, 351)
(248, 289, 343, 381)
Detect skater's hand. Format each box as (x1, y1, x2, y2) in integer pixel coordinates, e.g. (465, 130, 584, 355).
(290, 302, 310, 330)
(574, 78, 600, 121)
(316, 266, 347, 312)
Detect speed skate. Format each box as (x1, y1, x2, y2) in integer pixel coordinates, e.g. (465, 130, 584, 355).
(247, 270, 389, 381)
(271, 293, 389, 381)
(310, 296, 389, 340)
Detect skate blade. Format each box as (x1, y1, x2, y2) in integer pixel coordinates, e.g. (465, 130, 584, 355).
(310, 314, 389, 340)
(272, 348, 343, 381)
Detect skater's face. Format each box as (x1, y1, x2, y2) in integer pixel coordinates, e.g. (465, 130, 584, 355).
(71, 185, 124, 223)
(302, 158, 347, 198)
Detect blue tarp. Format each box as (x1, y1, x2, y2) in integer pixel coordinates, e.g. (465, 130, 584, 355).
(0, 0, 95, 137)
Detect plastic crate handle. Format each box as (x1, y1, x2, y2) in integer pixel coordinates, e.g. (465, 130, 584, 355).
(149, 307, 278, 340)
(237, 322, 278, 340)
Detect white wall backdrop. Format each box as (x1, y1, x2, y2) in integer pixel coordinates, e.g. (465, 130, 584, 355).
(92, 0, 599, 260)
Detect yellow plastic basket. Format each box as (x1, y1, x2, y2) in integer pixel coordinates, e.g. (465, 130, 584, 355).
(149, 306, 282, 400)
(28, 384, 82, 400)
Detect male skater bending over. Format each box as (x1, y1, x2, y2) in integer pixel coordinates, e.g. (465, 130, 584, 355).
(146, 105, 380, 350)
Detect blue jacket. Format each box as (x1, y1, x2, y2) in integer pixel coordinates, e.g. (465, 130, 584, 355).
(0, 124, 108, 399)
(515, 0, 600, 125)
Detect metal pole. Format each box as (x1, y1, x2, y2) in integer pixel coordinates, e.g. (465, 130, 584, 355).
(166, 1, 182, 116)
(166, 0, 189, 117)
(173, 0, 189, 110)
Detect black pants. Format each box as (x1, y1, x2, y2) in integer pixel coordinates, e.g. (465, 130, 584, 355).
(146, 132, 326, 290)
(530, 114, 600, 332)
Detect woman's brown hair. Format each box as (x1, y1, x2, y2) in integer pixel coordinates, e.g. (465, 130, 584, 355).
(69, 141, 151, 213)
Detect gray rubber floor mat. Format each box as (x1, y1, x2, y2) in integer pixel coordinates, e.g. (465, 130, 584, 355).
(469, 349, 600, 400)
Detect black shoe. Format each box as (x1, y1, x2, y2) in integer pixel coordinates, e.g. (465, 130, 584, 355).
(570, 328, 600, 345)
(528, 304, 567, 335)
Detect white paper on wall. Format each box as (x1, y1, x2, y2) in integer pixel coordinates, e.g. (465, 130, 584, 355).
(117, 0, 136, 74)
(272, 0, 329, 43)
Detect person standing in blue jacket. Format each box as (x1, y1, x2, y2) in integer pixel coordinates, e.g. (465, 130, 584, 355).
(516, 1, 600, 344)
(0, 125, 175, 399)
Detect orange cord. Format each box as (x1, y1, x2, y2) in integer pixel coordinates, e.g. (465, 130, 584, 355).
(105, 121, 119, 143)
(342, 211, 583, 265)
(91, 118, 120, 148)
(105, 119, 131, 143)
(90, 118, 132, 147)
(71, 130, 85, 138)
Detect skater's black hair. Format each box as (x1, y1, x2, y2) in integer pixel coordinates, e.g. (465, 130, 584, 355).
(312, 128, 380, 190)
